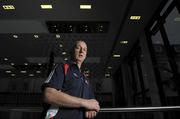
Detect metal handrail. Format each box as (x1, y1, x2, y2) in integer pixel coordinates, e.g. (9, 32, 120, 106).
(0, 106, 180, 113)
(100, 106, 180, 112)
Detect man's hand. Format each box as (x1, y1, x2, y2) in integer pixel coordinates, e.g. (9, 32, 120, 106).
(85, 110, 97, 119)
(82, 99, 100, 112)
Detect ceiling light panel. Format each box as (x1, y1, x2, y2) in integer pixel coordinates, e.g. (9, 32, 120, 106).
(24, 63, 28, 65)
(13, 35, 18, 38)
(130, 16, 141, 20)
(105, 73, 110, 77)
(41, 5, 53, 9)
(5, 70, 11, 73)
(64, 58, 68, 61)
(107, 66, 112, 69)
(120, 40, 128, 44)
(3, 5, 15, 10)
(10, 63, 15, 66)
(34, 35, 39, 38)
(62, 52, 66, 55)
(113, 54, 121, 58)
(38, 63, 42, 66)
(56, 34, 61, 38)
(11, 74, 15, 76)
(29, 74, 34, 77)
(36, 71, 41, 73)
(59, 44, 63, 48)
(4, 58, 8, 61)
(80, 5, 91, 9)
(20, 71, 27, 73)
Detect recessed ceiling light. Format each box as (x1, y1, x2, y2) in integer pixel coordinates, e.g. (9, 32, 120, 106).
(56, 34, 61, 38)
(38, 63, 42, 66)
(64, 58, 68, 61)
(34, 35, 39, 38)
(36, 71, 41, 73)
(113, 54, 121, 58)
(29, 74, 34, 77)
(62, 52, 66, 55)
(105, 73, 110, 77)
(107, 66, 112, 69)
(130, 16, 141, 20)
(5, 70, 11, 73)
(13, 35, 18, 38)
(4, 58, 8, 61)
(24, 63, 28, 65)
(41, 5, 53, 9)
(59, 44, 63, 48)
(80, 5, 91, 9)
(3, 5, 15, 10)
(10, 63, 15, 66)
(20, 70, 27, 73)
(120, 40, 128, 44)
(11, 74, 15, 76)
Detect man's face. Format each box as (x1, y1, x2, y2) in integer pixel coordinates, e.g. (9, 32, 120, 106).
(74, 41, 87, 63)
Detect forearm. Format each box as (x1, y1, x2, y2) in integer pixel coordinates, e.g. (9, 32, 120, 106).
(43, 87, 85, 108)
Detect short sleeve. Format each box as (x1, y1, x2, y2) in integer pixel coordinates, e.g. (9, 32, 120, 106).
(41, 64, 65, 91)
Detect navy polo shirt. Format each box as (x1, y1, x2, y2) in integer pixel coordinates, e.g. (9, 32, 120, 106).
(41, 61, 94, 119)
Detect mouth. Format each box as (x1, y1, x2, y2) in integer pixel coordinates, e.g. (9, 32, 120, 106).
(79, 55, 83, 57)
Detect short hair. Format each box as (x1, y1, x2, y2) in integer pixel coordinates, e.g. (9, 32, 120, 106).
(69, 40, 87, 60)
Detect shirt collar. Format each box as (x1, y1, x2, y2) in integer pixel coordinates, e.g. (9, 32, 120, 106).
(66, 60, 80, 70)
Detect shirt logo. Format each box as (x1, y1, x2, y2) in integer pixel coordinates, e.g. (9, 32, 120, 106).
(73, 73, 78, 78)
(85, 79, 89, 84)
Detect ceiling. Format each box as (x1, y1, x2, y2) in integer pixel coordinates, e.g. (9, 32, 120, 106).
(0, 0, 164, 83)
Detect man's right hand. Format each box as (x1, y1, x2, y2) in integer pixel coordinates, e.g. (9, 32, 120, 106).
(82, 99, 100, 112)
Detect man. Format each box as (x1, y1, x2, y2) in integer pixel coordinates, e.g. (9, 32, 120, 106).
(41, 40, 100, 119)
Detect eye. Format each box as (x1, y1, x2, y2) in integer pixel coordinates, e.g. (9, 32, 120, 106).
(75, 46, 80, 49)
(83, 48, 87, 52)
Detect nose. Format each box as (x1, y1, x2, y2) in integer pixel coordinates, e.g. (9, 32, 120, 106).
(79, 48, 83, 53)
